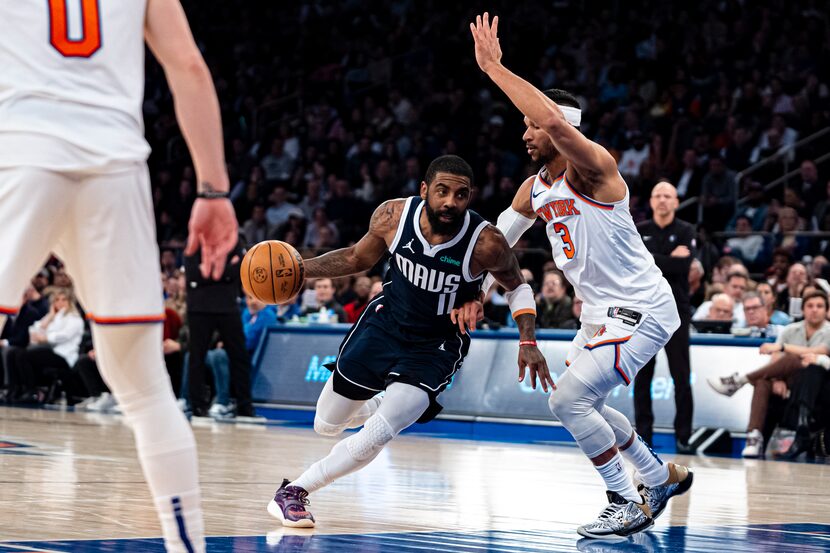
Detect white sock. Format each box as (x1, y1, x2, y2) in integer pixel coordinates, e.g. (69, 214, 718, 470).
(92, 324, 205, 553)
(595, 452, 642, 504)
(621, 434, 669, 487)
(736, 373, 749, 385)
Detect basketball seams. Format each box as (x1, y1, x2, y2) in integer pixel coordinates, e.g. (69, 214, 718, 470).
(267, 242, 277, 304)
(245, 242, 259, 301)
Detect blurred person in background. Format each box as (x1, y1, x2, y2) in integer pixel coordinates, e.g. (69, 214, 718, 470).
(756, 282, 792, 326)
(8, 288, 83, 403)
(709, 291, 830, 457)
(301, 278, 347, 323)
(636, 181, 696, 450)
(536, 270, 572, 329)
(344, 276, 373, 324)
(185, 239, 256, 419)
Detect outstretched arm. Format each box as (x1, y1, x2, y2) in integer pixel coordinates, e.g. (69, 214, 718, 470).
(146, 0, 237, 279)
(454, 226, 553, 391)
(303, 199, 404, 279)
(470, 13, 622, 199)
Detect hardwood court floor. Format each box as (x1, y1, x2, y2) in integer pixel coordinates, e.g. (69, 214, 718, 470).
(1, 406, 830, 552)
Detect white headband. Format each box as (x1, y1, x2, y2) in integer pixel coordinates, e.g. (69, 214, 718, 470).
(559, 105, 582, 127)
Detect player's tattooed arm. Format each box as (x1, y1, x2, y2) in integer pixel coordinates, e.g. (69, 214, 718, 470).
(303, 199, 405, 279)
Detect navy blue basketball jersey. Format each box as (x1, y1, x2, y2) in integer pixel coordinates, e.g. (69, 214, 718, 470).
(384, 196, 490, 337)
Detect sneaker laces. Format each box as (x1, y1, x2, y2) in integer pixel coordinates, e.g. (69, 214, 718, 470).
(595, 501, 623, 523)
(282, 486, 310, 509)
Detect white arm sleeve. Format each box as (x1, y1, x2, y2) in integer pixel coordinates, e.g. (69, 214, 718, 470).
(481, 207, 536, 293)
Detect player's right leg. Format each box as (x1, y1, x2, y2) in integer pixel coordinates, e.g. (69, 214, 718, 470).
(0, 168, 74, 334)
(270, 382, 429, 527)
(56, 165, 205, 553)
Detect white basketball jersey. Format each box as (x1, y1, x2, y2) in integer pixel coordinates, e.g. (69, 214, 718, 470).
(530, 167, 675, 325)
(0, 0, 150, 171)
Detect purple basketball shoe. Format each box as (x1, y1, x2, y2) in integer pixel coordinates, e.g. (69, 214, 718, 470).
(267, 479, 315, 528)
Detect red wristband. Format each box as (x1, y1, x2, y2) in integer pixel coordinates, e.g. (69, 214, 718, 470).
(519, 340, 537, 347)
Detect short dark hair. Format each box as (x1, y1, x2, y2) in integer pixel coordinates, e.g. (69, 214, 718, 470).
(726, 271, 748, 282)
(425, 155, 474, 187)
(542, 89, 581, 110)
(803, 290, 829, 310)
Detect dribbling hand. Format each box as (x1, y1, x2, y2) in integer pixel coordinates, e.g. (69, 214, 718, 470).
(185, 198, 239, 280)
(469, 12, 503, 74)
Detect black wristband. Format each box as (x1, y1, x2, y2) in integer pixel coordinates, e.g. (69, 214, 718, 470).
(196, 190, 229, 200)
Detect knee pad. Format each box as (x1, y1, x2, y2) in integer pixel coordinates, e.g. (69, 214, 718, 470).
(314, 415, 348, 437)
(549, 372, 615, 458)
(345, 413, 394, 461)
(597, 404, 634, 447)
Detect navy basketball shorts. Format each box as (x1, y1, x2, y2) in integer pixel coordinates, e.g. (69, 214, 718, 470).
(326, 294, 471, 422)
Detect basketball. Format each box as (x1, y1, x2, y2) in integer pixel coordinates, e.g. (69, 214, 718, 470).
(240, 240, 305, 304)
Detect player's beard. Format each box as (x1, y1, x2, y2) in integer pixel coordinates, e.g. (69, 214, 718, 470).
(425, 202, 464, 235)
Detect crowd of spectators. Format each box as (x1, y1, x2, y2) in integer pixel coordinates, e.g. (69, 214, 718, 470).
(3, 1, 830, 455)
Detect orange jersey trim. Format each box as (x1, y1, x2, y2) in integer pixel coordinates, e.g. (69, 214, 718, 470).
(0, 305, 18, 316)
(563, 176, 615, 211)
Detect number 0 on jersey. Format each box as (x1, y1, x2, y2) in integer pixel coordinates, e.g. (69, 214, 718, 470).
(48, 0, 102, 58)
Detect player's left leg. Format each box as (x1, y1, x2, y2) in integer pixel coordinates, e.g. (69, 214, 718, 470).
(56, 164, 205, 553)
(269, 382, 429, 527)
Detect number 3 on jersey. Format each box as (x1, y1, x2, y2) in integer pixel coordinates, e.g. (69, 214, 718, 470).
(48, 0, 102, 58)
(553, 223, 576, 259)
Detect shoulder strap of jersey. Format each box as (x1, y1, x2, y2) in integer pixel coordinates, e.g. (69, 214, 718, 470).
(462, 211, 490, 282)
(388, 197, 416, 253)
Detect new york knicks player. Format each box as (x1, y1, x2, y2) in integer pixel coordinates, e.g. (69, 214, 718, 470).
(267, 155, 552, 527)
(464, 14, 693, 538)
(0, 1, 238, 551)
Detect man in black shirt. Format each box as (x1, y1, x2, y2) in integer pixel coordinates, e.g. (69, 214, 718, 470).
(185, 238, 256, 419)
(636, 182, 696, 452)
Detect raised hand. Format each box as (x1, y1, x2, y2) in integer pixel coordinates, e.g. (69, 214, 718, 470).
(469, 12, 502, 74)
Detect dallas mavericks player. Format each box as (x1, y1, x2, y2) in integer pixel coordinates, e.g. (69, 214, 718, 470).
(467, 14, 693, 539)
(267, 155, 551, 527)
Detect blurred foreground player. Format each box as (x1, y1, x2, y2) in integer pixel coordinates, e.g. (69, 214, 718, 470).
(267, 155, 551, 527)
(0, 1, 238, 551)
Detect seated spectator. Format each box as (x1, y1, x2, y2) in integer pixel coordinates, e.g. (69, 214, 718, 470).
(708, 290, 830, 458)
(241, 202, 271, 247)
(741, 291, 782, 338)
(301, 278, 347, 323)
(560, 297, 583, 330)
(1, 284, 50, 400)
(776, 262, 809, 315)
(724, 215, 769, 270)
(536, 271, 572, 329)
(303, 207, 340, 249)
(242, 294, 277, 354)
(756, 282, 792, 326)
(693, 292, 734, 323)
(344, 276, 372, 324)
(689, 259, 705, 309)
(771, 352, 830, 459)
(8, 288, 84, 403)
(726, 181, 768, 231)
(694, 272, 746, 325)
(772, 207, 812, 261)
